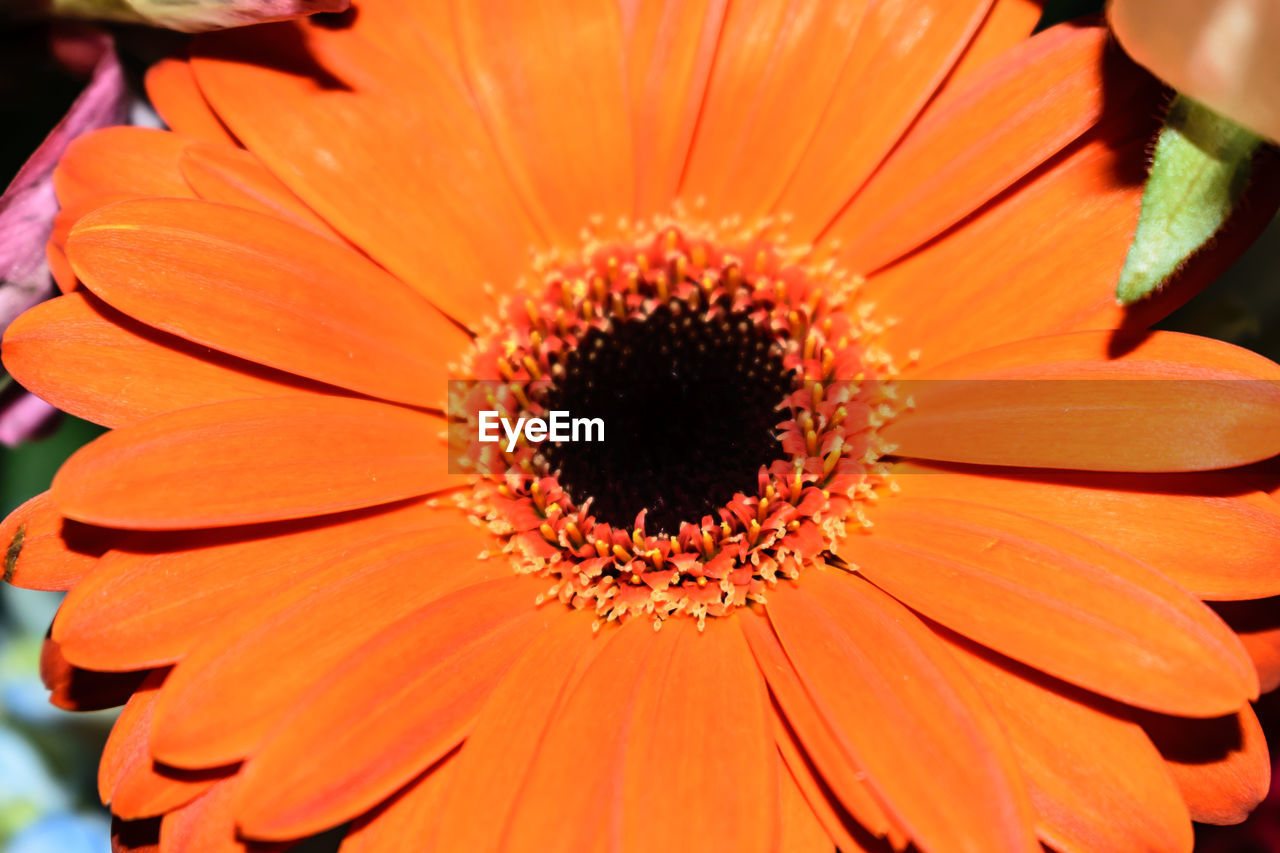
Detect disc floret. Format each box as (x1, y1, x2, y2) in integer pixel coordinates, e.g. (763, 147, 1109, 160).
(454, 218, 906, 627)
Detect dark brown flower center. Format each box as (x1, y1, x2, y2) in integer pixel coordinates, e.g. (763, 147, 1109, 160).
(539, 303, 793, 534)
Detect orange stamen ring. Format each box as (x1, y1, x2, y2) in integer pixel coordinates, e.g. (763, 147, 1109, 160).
(454, 222, 906, 628)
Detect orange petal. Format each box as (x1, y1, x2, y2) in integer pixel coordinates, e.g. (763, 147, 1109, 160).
(464, 619, 778, 853)
(1214, 598, 1280, 692)
(341, 755, 456, 853)
(49, 127, 194, 292)
(41, 638, 147, 711)
(191, 20, 540, 329)
(765, 573, 1038, 853)
(617, 620, 779, 853)
(1137, 706, 1271, 825)
(884, 330, 1280, 471)
(53, 127, 193, 218)
(159, 777, 275, 853)
(776, 0, 993, 240)
(941, 633, 1193, 853)
(100, 672, 231, 820)
(891, 462, 1280, 600)
(741, 610, 898, 840)
(500, 617, 676, 853)
(1, 490, 112, 590)
(3, 293, 330, 429)
(143, 57, 237, 146)
(53, 500, 455, 671)
(309, 0, 460, 71)
(47, 222, 78, 294)
(1240, 633, 1280, 694)
(864, 136, 1280, 370)
(780, 759, 839, 853)
(834, 24, 1156, 273)
(52, 396, 452, 530)
(432, 610, 604, 852)
(178, 142, 340, 239)
(941, 0, 1043, 89)
(771, 706, 897, 853)
(150, 523, 503, 768)
(453, 0, 633, 246)
(67, 198, 466, 408)
(233, 577, 557, 840)
(451, 619, 778, 853)
(100, 671, 166, 803)
(679, 0, 873, 224)
(623, 0, 727, 218)
(851, 497, 1258, 716)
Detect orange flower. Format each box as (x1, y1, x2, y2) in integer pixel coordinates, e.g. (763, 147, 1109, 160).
(5, 2, 1280, 851)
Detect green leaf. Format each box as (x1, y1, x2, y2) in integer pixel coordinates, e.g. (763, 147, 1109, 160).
(1116, 95, 1264, 305)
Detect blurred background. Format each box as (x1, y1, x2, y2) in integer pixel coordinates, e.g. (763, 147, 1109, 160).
(1, 21, 137, 853)
(3, 0, 1280, 850)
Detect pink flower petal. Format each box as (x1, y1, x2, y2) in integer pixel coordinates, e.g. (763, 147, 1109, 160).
(0, 390, 60, 447)
(0, 30, 129, 336)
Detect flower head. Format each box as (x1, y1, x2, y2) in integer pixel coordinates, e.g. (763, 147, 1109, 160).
(5, 2, 1280, 851)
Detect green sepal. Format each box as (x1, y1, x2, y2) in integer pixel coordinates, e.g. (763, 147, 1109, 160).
(1116, 95, 1263, 305)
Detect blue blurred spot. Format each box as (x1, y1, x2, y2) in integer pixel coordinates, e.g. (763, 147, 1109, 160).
(7, 812, 111, 853)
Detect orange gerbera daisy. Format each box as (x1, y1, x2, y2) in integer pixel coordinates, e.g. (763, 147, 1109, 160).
(6, 1, 1280, 851)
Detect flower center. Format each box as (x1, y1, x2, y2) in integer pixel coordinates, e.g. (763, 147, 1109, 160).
(454, 218, 906, 627)
(541, 303, 792, 534)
